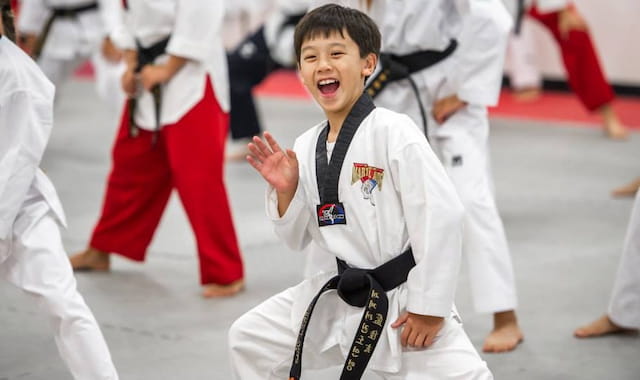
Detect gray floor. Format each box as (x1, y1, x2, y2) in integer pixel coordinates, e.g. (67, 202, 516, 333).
(1, 79, 639, 380)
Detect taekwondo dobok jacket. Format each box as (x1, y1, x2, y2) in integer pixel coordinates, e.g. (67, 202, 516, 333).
(0, 36, 66, 263)
(110, 0, 230, 129)
(18, 0, 121, 59)
(266, 106, 464, 372)
(311, 0, 513, 107)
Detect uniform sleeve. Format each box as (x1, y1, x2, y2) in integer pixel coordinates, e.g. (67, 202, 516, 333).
(391, 118, 464, 317)
(0, 90, 52, 239)
(265, 138, 314, 251)
(449, 0, 513, 107)
(534, 0, 570, 13)
(97, 0, 124, 37)
(16, 0, 49, 35)
(167, 0, 223, 62)
(109, 2, 135, 50)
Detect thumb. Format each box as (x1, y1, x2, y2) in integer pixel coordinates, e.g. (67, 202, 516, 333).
(286, 149, 298, 162)
(391, 312, 409, 328)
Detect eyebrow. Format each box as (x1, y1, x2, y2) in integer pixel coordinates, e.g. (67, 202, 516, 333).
(301, 42, 348, 53)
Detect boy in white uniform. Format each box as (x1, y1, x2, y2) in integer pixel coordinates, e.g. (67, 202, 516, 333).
(0, 3, 118, 378)
(574, 189, 640, 338)
(17, 0, 125, 113)
(310, 0, 523, 353)
(229, 5, 492, 379)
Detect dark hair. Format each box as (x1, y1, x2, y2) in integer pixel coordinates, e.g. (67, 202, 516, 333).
(294, 4, 381, 64)
(0, 0, 16, 43)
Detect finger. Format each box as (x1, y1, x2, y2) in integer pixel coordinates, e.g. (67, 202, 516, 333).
(423, 332, 436, 348)
(246, 155, 263, 171)
(263, 132, 284, 155)
(252, 135, 273, 157)
(400, 325, 410, 347)
(248, 142, 267, 162)
(407, 329, 419, 347)
(391, 313, 409, 328)
(413, 333, 426, 348)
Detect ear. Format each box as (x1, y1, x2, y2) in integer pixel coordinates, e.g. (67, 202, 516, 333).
(362, 52, 377, 77)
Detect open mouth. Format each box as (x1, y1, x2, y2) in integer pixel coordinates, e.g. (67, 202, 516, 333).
(318, 78, 340, 95)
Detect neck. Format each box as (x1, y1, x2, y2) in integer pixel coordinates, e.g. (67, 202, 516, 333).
(326, 93, 361, 142)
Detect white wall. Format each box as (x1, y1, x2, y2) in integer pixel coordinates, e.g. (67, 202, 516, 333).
(528, 0, 640, 86)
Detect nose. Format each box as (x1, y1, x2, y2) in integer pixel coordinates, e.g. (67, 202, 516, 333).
(317, 54, 332, 73)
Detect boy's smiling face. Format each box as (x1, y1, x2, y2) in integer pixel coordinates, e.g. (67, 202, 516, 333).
(298, 29, 376, 121)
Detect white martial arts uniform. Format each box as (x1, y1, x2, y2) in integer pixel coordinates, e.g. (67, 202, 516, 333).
(229, 102, 492, 379)
(307, 0, 517, 314)
(109, 0, 230, 130)
(0, 35, 118, 380)
(608, 190, 640, 329)
(502, 0, 569, 90)
(263, 0, 311, 66)
(17, 0, 125, 113)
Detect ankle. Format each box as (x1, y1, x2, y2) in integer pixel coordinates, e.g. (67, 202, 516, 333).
(493, 310, 518, 328)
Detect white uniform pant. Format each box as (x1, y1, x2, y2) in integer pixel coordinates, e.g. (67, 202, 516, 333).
(608, 190, 640, 328)
(38, 50, 125, 115)
(0, 196, 118, 380)
(373, 76, 518, 314)
(228, 285, 492, 380)
(505, 19, 542, 91)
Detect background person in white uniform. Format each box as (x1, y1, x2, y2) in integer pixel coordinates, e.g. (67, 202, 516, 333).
(17, 0, 125, 114)
(0, 4, 118, 379)
(574, 188, 640, 338)
(310, 0, 523, 353)
(229, 5, 492, 379)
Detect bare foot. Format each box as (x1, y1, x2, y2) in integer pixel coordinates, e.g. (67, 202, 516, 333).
(202, 279, 245, 298)
(483, 310, 524, 353)
(574, 315, 638, 338)
(69, 247, 110, 271)
(600, 104, 629, 140)
(611, 178, 640, 198)
(512, 87, 542, 102)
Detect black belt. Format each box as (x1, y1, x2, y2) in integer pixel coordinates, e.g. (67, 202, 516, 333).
(366, 39, 457, 138)
(31, 2, 98, 60)
(128, 37, 170, 145)
(290, 248, 416, 380)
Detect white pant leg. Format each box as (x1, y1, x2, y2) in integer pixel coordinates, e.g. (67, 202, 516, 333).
(608, 190, 640, 329)
(506, 19, 542, 91)
(374, 79, 517, 314)
(228, 285, 343, 380)
(382, 317, 492, 380)
(0, 199, 119, 380)
(431, 107, 517, 313)
(91, 51, 126, 117)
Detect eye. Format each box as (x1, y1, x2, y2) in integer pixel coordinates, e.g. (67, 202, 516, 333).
(303, 54, 317, 61)
(331, 51, 345, 57)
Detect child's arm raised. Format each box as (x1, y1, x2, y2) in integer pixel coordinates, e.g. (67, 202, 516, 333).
(247, 132, 299, 217)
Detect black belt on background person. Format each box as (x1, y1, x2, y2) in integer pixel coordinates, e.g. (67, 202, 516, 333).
(289, 248, 416, 380)
(31, 2, 98, 60)
(128, 37, 170, 145)
(365, 39, 457, 138)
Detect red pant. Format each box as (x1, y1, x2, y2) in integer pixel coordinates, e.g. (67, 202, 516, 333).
(91, 79, 243, 285)
(529, 6, 615, 111)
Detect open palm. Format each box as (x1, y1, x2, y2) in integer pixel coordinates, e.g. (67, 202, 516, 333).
(247, 132, 299, 194)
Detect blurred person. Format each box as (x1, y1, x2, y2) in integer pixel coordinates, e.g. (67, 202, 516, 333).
(0, 3, 118, 378)
(502, 0, 629, 140)
(309, 0, 523, 353)
(230, 6, 492, 379)
(17, 0, 125, 114)
(574, 187, 640, 338)
(68, 0, 245, 298)
(225, 0, 310, 161)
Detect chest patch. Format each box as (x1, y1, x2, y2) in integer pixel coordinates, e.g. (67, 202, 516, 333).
(351, 163, 384, 206)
